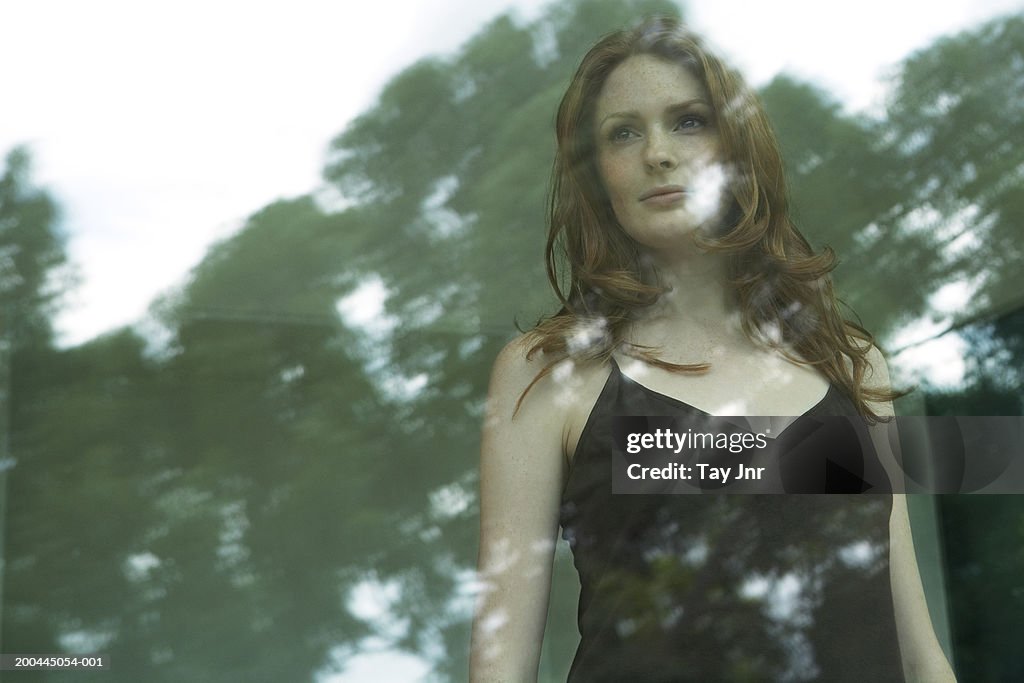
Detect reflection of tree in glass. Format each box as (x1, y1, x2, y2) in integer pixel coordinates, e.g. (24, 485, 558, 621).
(1, 3, 1022, 681)
(0, 146, 67, 350)
(922, 305, 1024, 683)
(563, 487, 894, 680)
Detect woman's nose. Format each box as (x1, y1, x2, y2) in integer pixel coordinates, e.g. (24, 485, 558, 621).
(643, 130, 677, 171)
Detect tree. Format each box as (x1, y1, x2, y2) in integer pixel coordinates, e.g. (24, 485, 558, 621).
(0, 146, 69, 350)
(0, 145, 70, 662)
(762, 76, 951, 341)
(881, 13, 1024, 333)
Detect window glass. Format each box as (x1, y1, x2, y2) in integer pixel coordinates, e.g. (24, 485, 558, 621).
(1, 2, 1021, 680)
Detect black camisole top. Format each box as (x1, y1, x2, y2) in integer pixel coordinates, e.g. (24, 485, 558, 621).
(559, 360, 905, 682)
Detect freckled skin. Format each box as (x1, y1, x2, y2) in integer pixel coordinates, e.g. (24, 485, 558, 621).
(594, 55, 725, 251)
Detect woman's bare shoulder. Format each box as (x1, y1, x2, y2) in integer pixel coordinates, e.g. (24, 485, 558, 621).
(844, 337, 891, 385)
(489, 333, 550, 391)
(864, 344, 891, 381)
(495, 332, 612, 390)
(842, 337, 896, 417)
(487, 333, 612, 451)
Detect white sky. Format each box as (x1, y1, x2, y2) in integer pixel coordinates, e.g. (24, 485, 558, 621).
(3, 0, 1020, 350)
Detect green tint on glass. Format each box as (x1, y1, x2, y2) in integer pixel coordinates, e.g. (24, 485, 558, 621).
(1, 1, 1022, 681)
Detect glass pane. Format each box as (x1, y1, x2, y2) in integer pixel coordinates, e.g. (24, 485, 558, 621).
(2, 2, 1021, 681)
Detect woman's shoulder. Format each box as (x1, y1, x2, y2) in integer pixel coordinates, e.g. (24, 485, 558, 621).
(486, 334, 549, 418)
(841, 337, 892, 384)
(490, 333, 611, 405)
(489, 333, 548, 388)
(839, 336, 896, 417)
(487, 333, 613, 454)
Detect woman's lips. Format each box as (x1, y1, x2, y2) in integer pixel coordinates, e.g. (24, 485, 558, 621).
(640, 187, 688, 205)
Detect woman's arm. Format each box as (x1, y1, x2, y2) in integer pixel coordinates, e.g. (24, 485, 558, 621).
(890, 493, 957, 682)
(469, 338, 570, 682)
(863, 346, 958, 682)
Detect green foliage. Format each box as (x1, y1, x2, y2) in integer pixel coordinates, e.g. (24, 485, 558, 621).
(761, 76, 931, 337)
(0, 146, 69, 349)
(162, 196, 365, 326)
(882, 13, 1024, 326)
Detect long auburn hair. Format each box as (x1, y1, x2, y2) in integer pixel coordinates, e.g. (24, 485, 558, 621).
(521, 15, 900, 419)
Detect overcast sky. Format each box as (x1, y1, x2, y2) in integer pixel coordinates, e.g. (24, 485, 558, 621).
(3, 0, 1020, 352)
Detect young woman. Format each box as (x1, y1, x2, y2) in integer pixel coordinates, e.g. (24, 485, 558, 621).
(470, 16, 957, 682)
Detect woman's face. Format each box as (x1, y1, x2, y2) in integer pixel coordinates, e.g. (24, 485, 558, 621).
(593, 54, 726, 252)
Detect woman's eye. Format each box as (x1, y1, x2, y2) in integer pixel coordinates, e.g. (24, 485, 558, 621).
(610, 127, 636, 142)
(676, 115, 706, 130)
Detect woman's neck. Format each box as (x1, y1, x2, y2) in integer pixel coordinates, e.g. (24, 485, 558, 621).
(635, 246, 738, 332)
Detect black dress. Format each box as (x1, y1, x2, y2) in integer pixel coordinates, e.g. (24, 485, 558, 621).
(559, 360, 905, 682)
